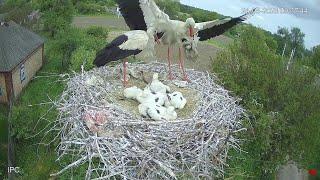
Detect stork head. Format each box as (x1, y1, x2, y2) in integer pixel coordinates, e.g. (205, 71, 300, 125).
(185, 18, 195, 37)
(182, 36, 199, 60)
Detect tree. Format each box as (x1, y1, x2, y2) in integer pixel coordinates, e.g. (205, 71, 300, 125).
(155, 0, 180, 19)
(275, 27, 305, 59)
(0, 0, 33, 24)
(309, 45, 320, 71)
(289, 27, 305, 58)
(36, 0, 74, 37)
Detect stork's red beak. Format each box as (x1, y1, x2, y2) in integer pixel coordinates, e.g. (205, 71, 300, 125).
(189, 27, 194, 39)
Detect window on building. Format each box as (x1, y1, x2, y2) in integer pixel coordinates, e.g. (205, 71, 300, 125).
(0, 85, 3, 96)
(20, 64, 26, 83)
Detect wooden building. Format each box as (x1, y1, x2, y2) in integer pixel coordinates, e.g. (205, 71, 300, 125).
(0, 21, 44, 104)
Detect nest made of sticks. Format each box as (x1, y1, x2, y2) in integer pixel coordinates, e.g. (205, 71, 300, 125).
(48, 62, 245, 179)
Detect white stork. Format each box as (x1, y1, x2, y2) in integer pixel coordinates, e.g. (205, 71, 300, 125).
(94, 29, 156, 87)
(116, 0, 256, 81)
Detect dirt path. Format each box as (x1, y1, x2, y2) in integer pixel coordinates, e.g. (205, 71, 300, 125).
(72, 16, 129, 30)
(73, 16, 232, 72)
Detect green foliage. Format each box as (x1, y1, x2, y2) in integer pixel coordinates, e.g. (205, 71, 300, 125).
(70, 46, 96, 71)
(10, 25, 107, 178)
(213, 26, 320, 178)
(155, 0, 180, 19)
(75, 1, 105, 14)
(36, 0, 74, 37)
(0, 0, 33, 26)
(47, 27, 106, 71)
(86, 26, 109, 38)
(179, 4, 221, 22)
(308, 45, 320, 71)
(0, 105, 8, 179)
(274, 27, 306, 58)
(72, 0, 116, 15)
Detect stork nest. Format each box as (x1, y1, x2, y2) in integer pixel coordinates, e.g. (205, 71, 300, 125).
(48, 62, 245, 179)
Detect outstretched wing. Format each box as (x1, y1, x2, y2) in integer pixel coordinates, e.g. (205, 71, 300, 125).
(116, 0, 170, 31)
(195, 8, 256, 41)
(116, 0, 147, 30)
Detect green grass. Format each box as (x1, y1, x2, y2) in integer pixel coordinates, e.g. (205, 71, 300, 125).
(206, 39, 227, 49)
(0, 105, 8, 179)
(11, 37, 66, 179)
(74, 13, 116, 18)
(214, 26, 320, 179)
(11, 25, 108, 179)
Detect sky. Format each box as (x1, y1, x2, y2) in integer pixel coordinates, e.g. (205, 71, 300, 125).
(180, 0, 320, 49)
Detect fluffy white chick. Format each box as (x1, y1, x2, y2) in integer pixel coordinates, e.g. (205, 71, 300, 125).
(124, 86, 143, 99)
(137, 87, 167, 106)
(167, 92, 187, 109)
(139, 103, 177, 121)
(150, 73, 170, 94)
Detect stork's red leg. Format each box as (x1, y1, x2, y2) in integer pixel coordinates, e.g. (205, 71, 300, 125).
(123, 59, 128, 87)
(179, 47, 190, 82)
(167, 46, 174, 80)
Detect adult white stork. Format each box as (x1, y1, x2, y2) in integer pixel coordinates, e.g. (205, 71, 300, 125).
(94, 29, 156, 87)
(116, 0, 256, 81)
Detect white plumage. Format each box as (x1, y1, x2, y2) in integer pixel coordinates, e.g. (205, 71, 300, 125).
(149, 73, 171, 94)
(123, 86, 143, 99)
(122, 73, 187, 121)
(117, 0, 256, 80)
(94, 28, 157, 86)
(118, 30, 150, 50)
(166, 92, 187, 109)
(139, 103, 177, 121)
(136, 87, 167, 106)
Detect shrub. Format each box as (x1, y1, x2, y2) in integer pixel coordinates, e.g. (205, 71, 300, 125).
(46, 27, 106, 71)
(86, 26, 109, 38)
(213, 26, 320, 178)
(75, 2, 105, 15)
(70, 46, 96, 71)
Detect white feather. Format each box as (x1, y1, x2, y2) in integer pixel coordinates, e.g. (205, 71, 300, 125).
(124, 86, 143, 99)
(119, 30, 149, 50)
(149, 73, 170, 94)
(167, 92, 187, 109)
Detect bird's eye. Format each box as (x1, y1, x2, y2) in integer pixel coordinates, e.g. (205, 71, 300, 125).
(182, 38, 187, 42)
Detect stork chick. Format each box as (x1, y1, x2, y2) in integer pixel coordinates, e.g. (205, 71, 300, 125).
(139, 103, 177, 121)
(150, 73, 171, 94)
(123, 86, 143, 99)
(166, 92, 187, 109)
(136, 87, 167, 106)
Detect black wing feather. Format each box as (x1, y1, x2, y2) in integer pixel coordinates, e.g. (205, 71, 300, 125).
(198, 9, 256, 41)
(198, 17, 244, 41)
(116, 0, 147, 30)
(93, 35, 141, 67)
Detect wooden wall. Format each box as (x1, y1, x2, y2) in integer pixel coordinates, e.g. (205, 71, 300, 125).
(0, 73, 7, 103)
(11, 45, 43, 99)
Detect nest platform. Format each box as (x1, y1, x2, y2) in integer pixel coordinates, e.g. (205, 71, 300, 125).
(49, 62, 245, 179)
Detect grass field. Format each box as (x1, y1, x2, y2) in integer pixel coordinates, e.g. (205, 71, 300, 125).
(0, 105, 8, 178)
(11, 39, 66, 178)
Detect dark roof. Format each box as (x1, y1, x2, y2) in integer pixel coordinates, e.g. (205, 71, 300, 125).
(0, 21, 44, 72)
